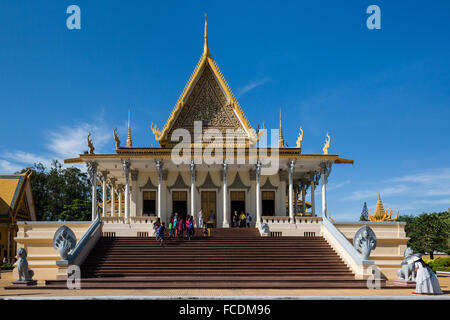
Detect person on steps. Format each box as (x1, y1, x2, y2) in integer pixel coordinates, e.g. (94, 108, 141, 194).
(239, 212, 246, 228)
(187, 216, 195, 240)
(157, 222, 166, 247)
(246, 213, 252, 228)
(153, 217, 161, 241)
(173, 215, 178, 238)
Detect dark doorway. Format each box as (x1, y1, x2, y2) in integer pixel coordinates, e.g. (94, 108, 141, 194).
(201, 191, 216, 226)
(172, 191, 188, 220)
(230, 191, 245, 225)
(262, 191, 275, 216)
(143, 191, 156, 216)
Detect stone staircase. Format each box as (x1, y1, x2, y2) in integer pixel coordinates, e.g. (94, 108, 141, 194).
(39, 228, 382, 289)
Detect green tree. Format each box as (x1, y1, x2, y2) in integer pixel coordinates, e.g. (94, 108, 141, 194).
(405, 211, 450, 259)
(57, 199, 91, 221)
(359, 202, 369, 221)
(20, 161, 91, 221)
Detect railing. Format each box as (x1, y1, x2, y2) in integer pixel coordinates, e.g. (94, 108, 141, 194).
(102, 216, 125, 224)
(261, 216, 322, 224)
(130, 216, 157, 224)
(67, 217, 102, 265)
(321, 217, 374, 278)
(294, 217, 322, 224)
(101, 216, 158, 224)
(262, 216, 290, 224)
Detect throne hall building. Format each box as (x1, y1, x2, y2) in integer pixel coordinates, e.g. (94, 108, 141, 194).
(9, 17, 409, 286)
(64, 17, 353, 229)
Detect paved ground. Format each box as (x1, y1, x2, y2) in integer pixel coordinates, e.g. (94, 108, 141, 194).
(1, 271, 449, 298)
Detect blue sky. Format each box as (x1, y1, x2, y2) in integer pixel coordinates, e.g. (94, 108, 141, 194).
(1, 1, 449, 220)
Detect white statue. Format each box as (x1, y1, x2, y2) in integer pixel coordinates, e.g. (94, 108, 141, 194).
(17, 248, 34, 282)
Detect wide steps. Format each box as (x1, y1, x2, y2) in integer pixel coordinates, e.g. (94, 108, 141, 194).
(8, 229, 386, 289)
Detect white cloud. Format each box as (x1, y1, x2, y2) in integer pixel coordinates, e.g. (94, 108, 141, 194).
(0, 159, 23, 173)
(47, 123, 111, 159)
(327, 180, 350, 191)
(0, 122, 112, 174)
(336, 168, 450, 216)
(342, 184, 410, 201)
(3, 151, 52, 168)
(238, 77, 272, 96)
(388, 168, 450, 185)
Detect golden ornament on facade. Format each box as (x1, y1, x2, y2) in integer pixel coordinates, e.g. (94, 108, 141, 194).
(368, 194, 399, 221)
(151, 122, 163, 141)
(113, 127, 121, 149)
(323, 132, 331, 154)
(87, 132, 95, 154)
(296, 126, 304, 148)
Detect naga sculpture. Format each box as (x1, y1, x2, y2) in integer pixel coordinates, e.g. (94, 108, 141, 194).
(322, 132, 331, 154)
(87, 132, 95, 154)
(397, 247, 416, 281)
(260, 223, 270, 236)
(17, 248, 34, 282)
(353, 225, 377, 260)
(53, 225, 77, 260)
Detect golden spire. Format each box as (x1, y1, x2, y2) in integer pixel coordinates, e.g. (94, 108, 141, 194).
(126, 110, 133, 148)
(278, 108, 285, 147)
(368, 193, 399, 221)
(203, 13, 209, 56)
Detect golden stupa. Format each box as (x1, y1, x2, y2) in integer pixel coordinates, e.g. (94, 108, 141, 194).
(368, 194, 399, 222)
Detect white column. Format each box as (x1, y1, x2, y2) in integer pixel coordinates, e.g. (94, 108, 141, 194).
(301, 182, 306, 214)
(87, 161, 98, 221)
(122, 159, 131, 223)
(222, 162, 229, 227)
(190, 160, 196, 217)
(255, 160, 262, 225)
(294, 187, 298, 216)
(288, 160, 295, 222)
(131, 170, 138, 217)
(110, 178, 116, 217)
(156, 160, 163, 219)
(321, 163, 332, 219)
(101, 171, 107, 217)
(310, 175, 316, 216)
(110, 185, 115, 216)
(118, 188, 122, 217)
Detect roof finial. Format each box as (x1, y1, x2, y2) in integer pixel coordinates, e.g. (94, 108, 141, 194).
(203, 13, 209, 56)
(126, 109, 133, 148)
(278, 108, 285, 148)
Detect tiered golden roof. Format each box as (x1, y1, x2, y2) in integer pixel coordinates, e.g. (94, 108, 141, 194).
(368, 194, 399, 222)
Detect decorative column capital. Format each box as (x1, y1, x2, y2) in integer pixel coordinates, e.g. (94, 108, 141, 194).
(100, 170, 108, 179)
(222, 161, 228, 184)
(320, 162, 332, 182)
(86, 161, 98, 181)
(288, 159, 296, 175)
(122, 159, 130, 185)
(122, 159, 130, 172)
(109, 177, 117, 188)
(156, 159, 163, 183)
(190, 160, 196, 182)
